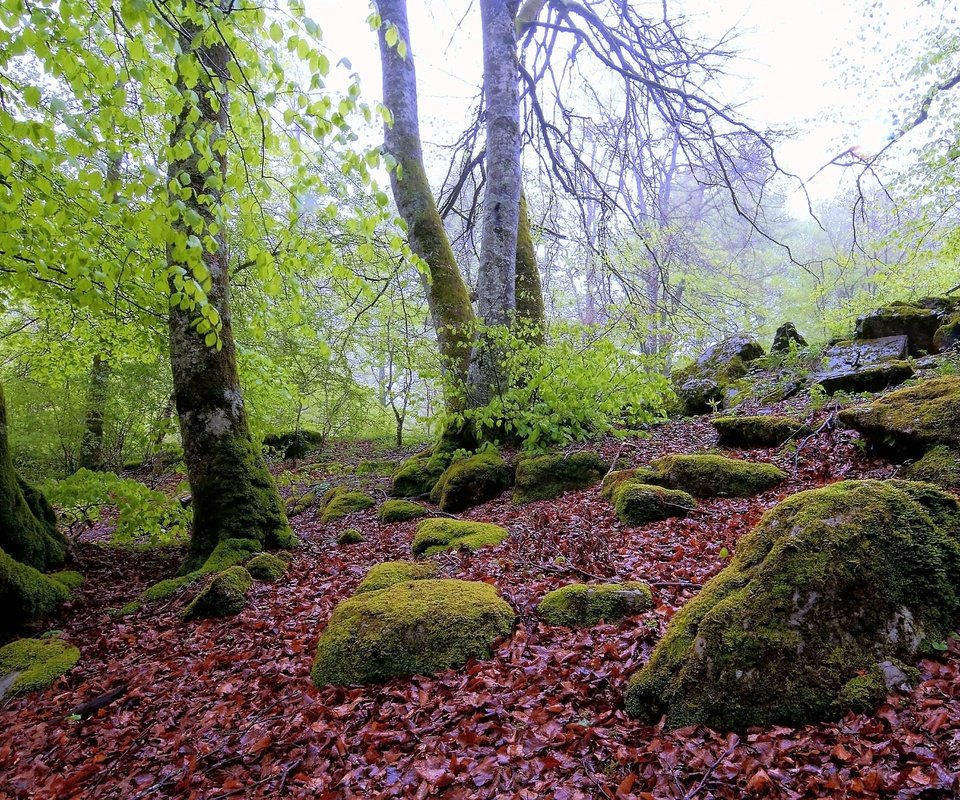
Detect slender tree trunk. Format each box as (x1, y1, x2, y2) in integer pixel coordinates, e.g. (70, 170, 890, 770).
(167, 9, 291, 574)
(514, 190, 545, 342)
(79, 354, 110, 471)
(377, 0, 475, 408)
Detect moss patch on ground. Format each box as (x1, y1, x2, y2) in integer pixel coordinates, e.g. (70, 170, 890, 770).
(0, 636, 79, 696)
(412, 519, 509, 556)
(712, 415, 811, 448)
(356, 560, 440, 593)
(0, 548, 72, 632)
(377, 499, 428, 523)
(513, 451, 608, 504)
(613, 483, 697, 525)
(430, 451, 511, 512)
(538, 582, 653, 626)
(320, 488, 375, 523)
(311, 579, 515, 685)
(245, 553, 288, 581)
(183, 566, 252, 619)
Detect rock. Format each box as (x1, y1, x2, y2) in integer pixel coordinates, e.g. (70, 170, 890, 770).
(600, 468, 660, 500)
(712, 415, 811, 448)
(838, 376, 960, 457)
(262, 430, 324, 460)
(916, 295, 960, 316)
(311, 579, 515, 685)
(904, 446, 960, 489)
(538, 582, 653, 626)
(813, 337, 914, 394)
(0, 636, 80, 697)
(200, 538, 262, 573)
(319, 488, 375, 523)
(412, 519, 509, 556)
(390, 446, 455, 497)
(673, 334, 765, 416)
(856, 304, 941, 355)
(337, 528, 364, 545)
(513, 451, 608, 503)
(429, 451, 511, 512)
(245, 553, 287, 581)
(676, 377, 724, 415)
(771, 322, 807, 353)
(934, 314, 960, 352)
(183, 566, 252, 619)
(613, 483, 696, 525)
(641, 454, 786, 498)
(816, 360, 915, 394)
(697, 334, 765, 374)
(356, 560, 440, 593)
(824, 335, 909, 368)
(624, 480, 960, 730)
(377, 499, 428, 523)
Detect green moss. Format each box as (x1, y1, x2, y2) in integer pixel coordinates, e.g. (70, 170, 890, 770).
(112, 600, 141, 618)
(0, 637, 80, 696)
(538, 582, 653, 626)
(430, 450, 511, 512)
(515, 191, 546, 339)
(285, 491, 316, 516)
(644, 454, 786, 497)
(356, 458, 399, 476)
(600, 468, 659, 500)
(48, 570, 84, 592)
(311, 579, 515, 685)
(320, 488, 375, 523)
(142, 572, 200, 602)
(356, 560, 440, 593)
(183, 566, 252, 619)
(245, 553, 287, 581)
(904, 446, 960, 488)
(933, 315, 960, 352)
(613, 483, 696, 525)
(712, 416, 811, 448)
(0, 548, 71, 633)
(199, 537, 261, 574)
(412, 518, 509, 556)
(624, 480, 960, 730)
(377, 499, 428, 523)
(391, 446, 454, 497)
(513, 451, 608, 503)
(337, 528, 364, 545)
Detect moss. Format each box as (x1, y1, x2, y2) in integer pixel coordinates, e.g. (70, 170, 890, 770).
(839, 376, 960, 458)
(412, 518, 509, 556)
(378, 499, 428, 523)
(337, 528, 364, 545)
(391, 446, 454, 497)
(613, 483, 696, 525)
(48, 570, 84, 592)
(285, 491, 316, 516)
(515, 190, 546, 340)
(245, 553, 287, 581)
(538, 582, 653, 626)
(643, 454, 786, 498)
(600, 468, 659, 500)
(712, 416, 811, 448)
(262, 429, 324, 460)
(183, 566, 252, 619)
(430, 450, 511, 512)
(856, 304, 940, 355)
(904, 446, 960, 488)
(0, 637, 80, 696)
(320, 488, 375, 523)
(0, 548, 71, 633)
(513, 451, 608, 503)
(198, 537, 261, 573)
(142, 572, 200, 602)
(933, 314, 960, 352)
(624, 480, 960, 730)
(356, 458, 399, 476)
(311, 579, 515, 686)
(356, 560, 440, 593)
(112, 601, 142, 618)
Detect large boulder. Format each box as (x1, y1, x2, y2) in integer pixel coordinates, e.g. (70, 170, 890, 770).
(712, 415, 811, 448)
(812, 336, 915, 394)
(311, 579, 515, 685)
(262, 429, 324, 460)
(904, 446, 960, 489)
(697, 334, 766, 375)
(430, 451, 511, 512)
(538, 582, 653, 626)
(390, 447, 454, 498)
(674, 334, 765, 415)
(513, 451, 608, 503)
(770, 322, 807, 353)
(675, 377, 724, 416)
(625, 480, 960, 730)
(183, 566, 252, 619)
(377, 499, 428, 523)
(412, 519, 509, 556)
(934, 314, 960, 352)
(855, 303, 942, 355)
(355, 560, 440, 593)
(641, 454, 786, 498)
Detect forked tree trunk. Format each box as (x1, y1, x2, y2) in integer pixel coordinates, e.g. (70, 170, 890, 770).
(167, 9, 291, 574)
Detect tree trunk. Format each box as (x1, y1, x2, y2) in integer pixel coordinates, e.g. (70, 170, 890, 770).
(468, 0, 523, 406)
(79, 354, 110, 471)
(377, 0, 475, 408)
(514, 190, 545, 342)
(167, 11, 291, 574)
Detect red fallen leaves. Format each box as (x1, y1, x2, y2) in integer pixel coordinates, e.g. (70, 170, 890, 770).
(2, 408, 960, 798)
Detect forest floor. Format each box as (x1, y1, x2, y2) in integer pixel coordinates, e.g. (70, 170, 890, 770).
(2, 394, 960, 799)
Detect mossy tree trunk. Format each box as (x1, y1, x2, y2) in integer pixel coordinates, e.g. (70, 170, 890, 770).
(514, 190, 545, 343)
(167, 9, 290, 574)
(79, 354, 110, 471)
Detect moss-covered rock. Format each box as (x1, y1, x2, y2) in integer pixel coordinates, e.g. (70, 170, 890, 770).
(903, 446, 960, 488)
(672, 335, 765, 415)
(513, 451, 608, 504)
(933, 314, 960, 352)
(644, 454, 786, 498)
(143, 572, 200, 602)
(285, 490, 316, 517)
(311, 579, 515, 686)
(412, 519, 509, 556)
(675, 377, 724, 416)
(429, 451, 511, 512)
(337, 528, 364, 545)
(48, 570, 84, 592)
(377, 499, 428, 523)
(816, 359, 915, 394)
(712, 415, 811, 448)
(320, 487, 375, 523)
(356, 560, 440, 593)
(600, 468, 659, 500)
(199, 537, 261, 573)
(771, 322, 807, 353)
(856, 304, 941, 355)
(0, 636, 80, 697)
(839, 376, 960, 458)
(624, 480, 960, 730)
(245, 553, 287, 581)
(390, 446, 455, 497)
(613, 483, 696, 525)
(262, 429, 324, 460)
(538, 582, 653, 626)
(0, 549, 71, 634)
(183, 566, 252, 619)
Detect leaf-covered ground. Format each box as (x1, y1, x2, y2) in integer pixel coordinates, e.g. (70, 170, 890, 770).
(3, 405, 960, 799)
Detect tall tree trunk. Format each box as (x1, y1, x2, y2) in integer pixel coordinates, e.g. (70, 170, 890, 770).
(79, 354, 110, 471)
(468, 0, 523, 406)
(377, 0, 475, 408)
(167, 9, 291, 574)
(514, 190, 545, 342)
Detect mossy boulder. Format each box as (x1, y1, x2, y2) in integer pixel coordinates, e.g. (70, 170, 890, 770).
(311, 579, 515, 686)
(245, 553, 287, 582)
(356, 560, 440, 593)
(0, 549, 72, 633)
(675, 377, 724, 416)
(262, 429, 324, 460)
(613, 483, 696, 525)
(903, 446, 960, 488)
(412, 519, 509, 557)
(513, 451, 608, 503)
(816, 360, 915, 395)
(430, 450, 511, 512)
(624, 480, 960, 730)
(839, 376, 960, 458)
(0, 636, 80, 697)
(538, 582, 653, 626)
(319, 487, 375, 523)
(600, 468, 659, 500)
(48, 570, 84, 591)
(390, 446, 455, 497)
(199, 537, 261, 573)
(337, 528, 364, 545)
(673, 335, 765, 415)
(642, 454, 786, 498)
(183, 566, 252, 619)
(377, 499, 428, 523)
(856, 304, 941, 355)
(933, 314, 960, 352)
(712, 415, 811, 448)
(771, 322, 807, 353)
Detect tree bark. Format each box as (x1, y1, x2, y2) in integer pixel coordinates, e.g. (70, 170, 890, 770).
(514, 190, 545, 342)
(79, 354, 110, 471)
(167, 9, 291, 574)
(377, 0, 475, 408)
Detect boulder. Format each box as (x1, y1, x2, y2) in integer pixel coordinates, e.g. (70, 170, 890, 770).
(538, 582, 653, 626)
(838, 376, 960, 458)
(933, 314, 960, 352)
(355, 560, 440, 594)
(673, 334, 765, 415)
(262, 429, 324, 460)
(0, 636, 80, 697)
(813, 337, 914, 394)
(904, 446, 960, 489)
(641, 454, 786, 498)
(337, 528, 364, 545)
(319, 487, 375, 523)
(412, 519, 508, 556)
(815, 360, 915, 394)
(183, 566, 252, 619)
(856, 304, 941, 355)
(311, 579, 515, 685)
(245, 553, 287, 582)
(771, 322, 807, 353)
(430, 451, 511, 512)
(613, 483, 696, 525)
(390, 446, 455, 497)
(513, 451, 608, 503)
(676, 377, 724, 415)
(625, 480, 960, 730)
(697, 334, 765, 375)
(377, 499, 428, 523)
(712, 415, 811, 448)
